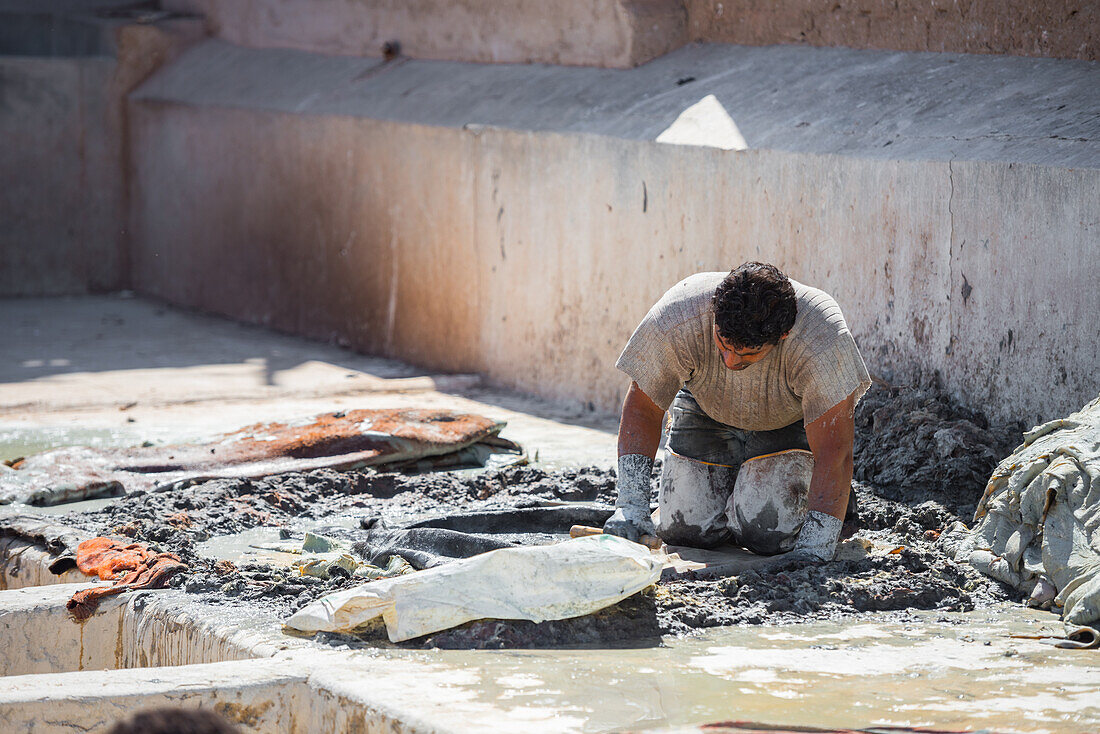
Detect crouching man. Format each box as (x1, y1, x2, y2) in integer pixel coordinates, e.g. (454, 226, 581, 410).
(603, 262, 871, 563)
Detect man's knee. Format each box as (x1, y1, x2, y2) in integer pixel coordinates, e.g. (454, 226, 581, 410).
(657, 449, 736, 549)
(656, 509, 729, 549)
(726, 449, 814, 555)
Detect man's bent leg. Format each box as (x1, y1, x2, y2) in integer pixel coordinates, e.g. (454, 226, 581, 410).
(727, 418, 813, 555)
(657, 391, 744, 548)
(727, 449, 814, 555)
(658, 451, 738, 547)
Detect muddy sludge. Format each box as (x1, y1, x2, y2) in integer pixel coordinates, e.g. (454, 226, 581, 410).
(27, 380, 1024, 649)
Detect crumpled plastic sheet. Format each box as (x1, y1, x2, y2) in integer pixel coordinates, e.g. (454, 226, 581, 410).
(0, 409, 520, 506)
(284, 534, 663, 642)
(940, 393, 1100, 648)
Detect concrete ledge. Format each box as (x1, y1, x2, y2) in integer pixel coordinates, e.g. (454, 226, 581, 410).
(0, 580, 290, 675)
(0, 584, 129, 675)
(134, 40, 1100, 169)
(0, 658, 310, 733)
(0, 538, 92, 589)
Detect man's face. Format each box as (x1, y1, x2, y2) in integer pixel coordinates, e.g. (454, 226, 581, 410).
(713, 326, 783, 371)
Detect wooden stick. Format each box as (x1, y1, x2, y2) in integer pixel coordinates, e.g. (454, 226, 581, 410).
(569, 524, 663, 551)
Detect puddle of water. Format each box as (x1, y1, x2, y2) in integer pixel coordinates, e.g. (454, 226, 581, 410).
(195, 527, 299, 566)
(365, 605, 1098, 734)
(0, 496, 120, 519)
(0, 425, 151, 463)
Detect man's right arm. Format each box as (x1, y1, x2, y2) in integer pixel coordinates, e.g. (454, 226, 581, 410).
(603, 381, 666, 542)
(618, 381, 665, 458)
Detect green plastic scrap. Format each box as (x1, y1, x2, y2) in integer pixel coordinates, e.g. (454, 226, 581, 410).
(302, 532, 349, 553)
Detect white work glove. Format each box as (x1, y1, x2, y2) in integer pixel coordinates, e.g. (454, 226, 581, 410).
(733, 511, 843, 577)
(603, 454, 657, 543)
(790, 510, 843, 562)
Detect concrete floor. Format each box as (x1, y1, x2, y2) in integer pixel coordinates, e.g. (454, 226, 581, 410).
(0, 294, 619, 467)
(1, 296, 1097, 733)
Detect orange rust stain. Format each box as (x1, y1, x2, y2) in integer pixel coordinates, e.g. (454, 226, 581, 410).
(224, 409, 501, 461)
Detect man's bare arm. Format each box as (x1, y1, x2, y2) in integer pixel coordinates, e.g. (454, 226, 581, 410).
(803, 390, 857, 520)
(617, 381, 666, 458)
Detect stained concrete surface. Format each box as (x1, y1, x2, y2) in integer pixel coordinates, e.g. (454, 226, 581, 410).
(127, 40, 1100, 429)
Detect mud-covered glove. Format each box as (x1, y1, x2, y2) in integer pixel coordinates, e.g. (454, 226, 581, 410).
(790, 510, 842, 562)
(602, 454, 657, 543)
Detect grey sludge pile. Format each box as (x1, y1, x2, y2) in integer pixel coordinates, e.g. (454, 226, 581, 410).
(940, 393, 1100, 647)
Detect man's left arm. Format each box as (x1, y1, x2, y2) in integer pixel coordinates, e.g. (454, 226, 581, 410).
(805, 389, 857, 519)
(795, 389, 858, 560)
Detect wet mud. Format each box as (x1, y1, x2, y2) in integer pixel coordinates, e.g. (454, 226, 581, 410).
(31, 381, 1024, 649)
(853, 379, 1022, 519)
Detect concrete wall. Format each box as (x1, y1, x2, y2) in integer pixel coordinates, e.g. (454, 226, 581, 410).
(161, 0, 1098, 65)
(0, 56, 125, 295)
(687, 0, 1099, 61)
(0, 8, 203, 297)
(127, 42, 1100, 427)
(162, 0, 688, 68)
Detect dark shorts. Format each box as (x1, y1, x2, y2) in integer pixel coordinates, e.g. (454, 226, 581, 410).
(666, 390, 811, 465)
(657, 389, 814, 553)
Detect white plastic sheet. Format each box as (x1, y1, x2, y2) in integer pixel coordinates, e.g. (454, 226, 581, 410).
(284, 535, 663, 642)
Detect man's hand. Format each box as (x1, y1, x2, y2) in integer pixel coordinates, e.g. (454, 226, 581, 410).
(790, 509, 843, 561)
(603, 454, 657, 542)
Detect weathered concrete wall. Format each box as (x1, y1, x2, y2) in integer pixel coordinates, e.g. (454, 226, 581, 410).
(162, 0, 688, 68)
(687, 0, 1098, 61)
(128, 41, 1100, 427)
(163, 0, 1097, 65)
(0, 11, 204, 297)
(0, 56, 124, 295)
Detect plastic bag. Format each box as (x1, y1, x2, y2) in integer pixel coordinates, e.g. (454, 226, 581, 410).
(284, 535, 662, 642)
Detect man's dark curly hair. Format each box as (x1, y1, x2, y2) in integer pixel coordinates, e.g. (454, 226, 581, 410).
(107, 708, 242, 734)
(712, 262, 797, 348)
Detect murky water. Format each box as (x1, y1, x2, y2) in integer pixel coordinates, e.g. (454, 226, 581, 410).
(371, 606, 1098, 733)
(0, 425, 150, 463)
(195, 527, 300, 566)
